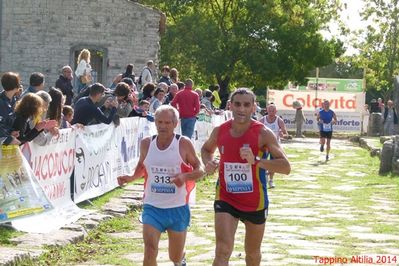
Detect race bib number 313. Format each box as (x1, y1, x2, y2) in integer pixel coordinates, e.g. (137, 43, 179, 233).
(149, 166, 178, 194)
(224, 163, 254, 193)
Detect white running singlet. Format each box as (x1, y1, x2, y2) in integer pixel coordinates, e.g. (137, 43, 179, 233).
(143, 134, 193, 208)
(262, 116, 281, 142)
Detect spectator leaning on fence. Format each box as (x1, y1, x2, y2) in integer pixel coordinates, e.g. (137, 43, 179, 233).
(0, 72, 21, 145)
(12, 93, 57, 145)
(72, 83, 118, 126)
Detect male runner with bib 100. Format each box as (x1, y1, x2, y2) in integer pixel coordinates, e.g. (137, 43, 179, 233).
(118, 105, 204, 266)
(201, 88, 291, 266)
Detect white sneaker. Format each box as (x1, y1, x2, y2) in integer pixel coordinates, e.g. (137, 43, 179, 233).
(269, 180, 275, 188)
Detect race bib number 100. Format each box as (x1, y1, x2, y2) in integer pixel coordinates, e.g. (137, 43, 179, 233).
(149, 166, 178, 194)
(224, 163, 253, 193)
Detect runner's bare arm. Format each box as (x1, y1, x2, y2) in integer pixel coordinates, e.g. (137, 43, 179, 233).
(172, 137, 205, 186)
(117, 137, 150, 185)
(201, 127, 220, 175)
(332, 112, 337, 124)
(278, 117, 289, 137)
(258, 127, 291, 175)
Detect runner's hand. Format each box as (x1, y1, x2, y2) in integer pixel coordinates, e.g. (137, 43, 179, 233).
(205, 159, 219, 175)
(171, 173, 186, 187)
(11, 131, 19, 138)
(117, 175, 130, 186)
(240, 147, 255, 165)
(10, 137, 21, 145)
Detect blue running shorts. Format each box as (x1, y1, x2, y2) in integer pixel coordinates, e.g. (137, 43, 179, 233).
(142, 204, 190, 232)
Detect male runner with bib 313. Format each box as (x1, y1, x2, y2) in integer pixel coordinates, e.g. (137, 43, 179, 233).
(118, 105, 204, 266)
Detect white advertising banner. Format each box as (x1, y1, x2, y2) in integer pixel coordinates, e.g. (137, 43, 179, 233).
(0, 145, 52, 223)
(267, 90, 365, 132)
(277, 110, 362, 132)
(13, 129, 90, 233)
(74, 124, 120, 203)
(116, 117, 141, 176)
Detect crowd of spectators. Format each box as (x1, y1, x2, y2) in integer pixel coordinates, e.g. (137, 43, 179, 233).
(0, 49, 227, 146)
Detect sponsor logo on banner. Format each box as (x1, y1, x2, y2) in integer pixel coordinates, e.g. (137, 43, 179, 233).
(268, 89, 365, 112)
(74, 123, 119, 203)
(267, 90, 365, 132)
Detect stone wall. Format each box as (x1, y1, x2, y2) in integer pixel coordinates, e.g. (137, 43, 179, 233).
(0, 0, 162, 87)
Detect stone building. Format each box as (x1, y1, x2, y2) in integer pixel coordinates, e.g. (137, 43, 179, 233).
(0, 0, 164, 87)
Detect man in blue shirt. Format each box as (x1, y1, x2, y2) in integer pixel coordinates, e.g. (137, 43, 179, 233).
(72, 83, 118, 126)
(317, 100, 337, 161)
(21, 72, 45, 97)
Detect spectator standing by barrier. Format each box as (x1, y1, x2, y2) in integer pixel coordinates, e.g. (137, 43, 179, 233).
(211, 85, 221, 109)
(293, 100, 306, 138)
(362, 104, 370, 135)
(164, 83, 178, 105)
(378, 98, 385, 113)
(201, 88, 290, 265)
(170, 68, 179, 84)
(21, 72, 45, 97)
(158, 65, 172, 86)
(32, 90, 60, 145)
(201, 89, 214, 111)
(383, 100, 398, 135)
(62, 105, 74, 128)
(12, 93, 56, 144)
(0, 72, 21, 145)
(138, 60, 155, 90)
(121, 64, 136, 84)
(171, 79, 200, 139)
(47, 88, 64, 127)
(149, 88, 165, 113)
(75, 49, 92, 93)
(113, 82, 134, 118)
(141, 83, 156, 102)
(118, 105, 204, 266)
(55, 66, 74, 105)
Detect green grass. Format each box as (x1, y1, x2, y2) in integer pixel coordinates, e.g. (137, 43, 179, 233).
(0, 225, 23, 245)
(19, 212, 141, 266)
(78, 187, 125, 210)
(4, 139, 399, 265)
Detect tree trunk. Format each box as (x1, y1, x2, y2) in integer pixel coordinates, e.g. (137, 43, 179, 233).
(216, 75, 231, 109)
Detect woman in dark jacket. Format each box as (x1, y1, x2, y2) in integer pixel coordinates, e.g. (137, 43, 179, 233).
(12, 93, 53, 144)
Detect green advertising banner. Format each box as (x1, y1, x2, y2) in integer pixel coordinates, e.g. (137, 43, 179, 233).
(287, 78, 363, 92)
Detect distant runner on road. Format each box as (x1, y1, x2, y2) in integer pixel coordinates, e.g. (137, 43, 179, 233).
(317, 100, 337, 161)
(259, 103, 288, 188)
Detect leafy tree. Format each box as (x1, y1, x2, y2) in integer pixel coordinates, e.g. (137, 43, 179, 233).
(354, 0, 399, 101)
(310, 57, 363, 79)
(138, 0, 343, 107)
